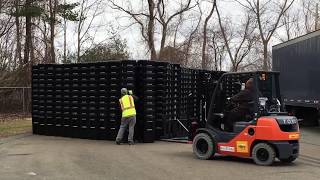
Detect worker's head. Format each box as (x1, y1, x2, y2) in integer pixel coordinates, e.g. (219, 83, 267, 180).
(245, 78, 254, 90)
(121, 88, 128, 96)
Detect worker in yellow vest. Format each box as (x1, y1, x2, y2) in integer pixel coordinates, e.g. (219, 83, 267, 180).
(116, 88, 137, 145)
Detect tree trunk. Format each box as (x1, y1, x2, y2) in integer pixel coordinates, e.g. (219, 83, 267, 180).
(15, 0, 22, 67)
(49, 0, 57, 63)
(24, 0, 32, 65)
(159, 23, 167, 60)
(201, 0, 216, 69)
(30, 22, 35, 65)
(63, 18, 67, 63)
(263, 41, 268, 71)
(147, 0, 157, 60)
(77, 29, 81, 62)
(63, 0, 67, 63)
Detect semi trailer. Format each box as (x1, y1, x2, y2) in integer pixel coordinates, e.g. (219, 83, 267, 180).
(272, 30, 320, 126)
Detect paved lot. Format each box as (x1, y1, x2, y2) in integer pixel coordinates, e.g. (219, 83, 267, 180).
(0, 127, 320, 180)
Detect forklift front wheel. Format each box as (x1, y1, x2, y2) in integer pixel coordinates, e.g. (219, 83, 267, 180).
(252, 143, 276, 166)
(193, 133, 216, 160)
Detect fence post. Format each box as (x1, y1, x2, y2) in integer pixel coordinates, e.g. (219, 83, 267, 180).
(22, 88, 25, 115)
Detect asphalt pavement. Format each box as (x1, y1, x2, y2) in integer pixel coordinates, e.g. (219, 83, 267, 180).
(0, 127, 319, 180)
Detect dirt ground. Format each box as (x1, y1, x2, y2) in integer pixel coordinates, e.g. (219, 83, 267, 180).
(0, 127, 320, 180)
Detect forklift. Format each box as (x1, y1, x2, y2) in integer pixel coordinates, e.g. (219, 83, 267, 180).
(192, 71, 300, 165)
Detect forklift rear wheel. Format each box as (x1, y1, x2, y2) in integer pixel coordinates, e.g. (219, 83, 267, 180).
(252, 143, 275, 166)
(279, 156, 297, 163)
(193, 133, 216, 160)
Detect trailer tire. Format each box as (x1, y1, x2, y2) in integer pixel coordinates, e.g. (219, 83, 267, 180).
(193, 133, 216, 160)
(252, 143, 275, 166)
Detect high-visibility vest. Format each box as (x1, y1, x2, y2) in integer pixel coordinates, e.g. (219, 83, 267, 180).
(119, 95, 136, 117)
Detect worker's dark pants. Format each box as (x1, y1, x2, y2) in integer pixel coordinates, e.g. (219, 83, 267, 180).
(225, 108, 247, 132)
(116, 116, 136, 142)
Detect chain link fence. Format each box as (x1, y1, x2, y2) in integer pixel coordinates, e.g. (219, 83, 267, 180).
(0, 87, 31, 122)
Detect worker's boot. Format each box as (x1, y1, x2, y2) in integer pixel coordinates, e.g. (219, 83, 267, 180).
(115, 140, 121, 145)
(128, 141, 134, 145)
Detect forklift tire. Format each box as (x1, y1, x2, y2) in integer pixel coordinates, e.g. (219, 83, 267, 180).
(193, 133, 216, 160)
(252, 143, 275, 166)
(279, 156, 297, 163)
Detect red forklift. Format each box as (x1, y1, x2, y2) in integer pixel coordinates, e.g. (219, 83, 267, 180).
(192, 71, 300, 165)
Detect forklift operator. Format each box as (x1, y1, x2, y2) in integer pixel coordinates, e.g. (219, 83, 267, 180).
(225, 78, 255, 131)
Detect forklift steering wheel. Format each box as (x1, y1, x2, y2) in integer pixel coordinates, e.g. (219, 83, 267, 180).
(226, 98, 237, 111)
(268, 105, 279, 112)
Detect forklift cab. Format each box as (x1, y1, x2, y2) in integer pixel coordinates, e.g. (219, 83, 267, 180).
(207, 71, 285, 135)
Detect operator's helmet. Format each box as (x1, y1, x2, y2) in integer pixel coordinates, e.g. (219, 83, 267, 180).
(121, 88, 128, 96)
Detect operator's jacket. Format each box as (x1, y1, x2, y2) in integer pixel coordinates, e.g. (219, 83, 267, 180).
(229, 88, 255, 121)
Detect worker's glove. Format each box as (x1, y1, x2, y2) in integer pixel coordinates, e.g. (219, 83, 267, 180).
(128, 90, 133, 95)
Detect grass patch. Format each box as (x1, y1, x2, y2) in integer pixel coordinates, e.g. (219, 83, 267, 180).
(0, 118, 32, 138)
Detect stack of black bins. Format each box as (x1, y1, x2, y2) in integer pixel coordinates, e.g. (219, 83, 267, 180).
(48, 64, 60, 136)
(96, 62, 109, 140)
(108, 61, 122, 140)
(136, 61, 156, 143)
(58, 64, 71, 137)
(190, 69, 200, 120)
(120, 60, 137, 141)
(74, 64, 98, 139)
(177, 68, 190, 137)
(31, 65, 45, 135)
(170, 64, 181, 138)
(172, 64, 180, 121)
(31, 66, 39, 133)
(154, 61, 168, 139)
(162, 64, 173, 139)
(32, 60, 226, 142)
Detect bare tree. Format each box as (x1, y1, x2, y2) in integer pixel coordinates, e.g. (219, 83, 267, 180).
(76, 0, 104, 62)
(110, 0, 197, 60)
(238, 0, 295, 70)
(315, 3, 319, 30)
(201, 0, 216, 70)
(183, 10, 202, 66)
(0, 0, 14, 39)
(217, 7, 256, 72)
(24, 0, 32, 65)
(63, 0, 67, 63)
(48, 0, 58, 63)
(208, 29, 226, 71)
(302, 0, 319, 32)
(146, 0, 157, 59)
(110, 0, 157, 59)
(156, 0, 197, 59)
(283, 10, 299, 41)
(14, 0, 22, 67)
